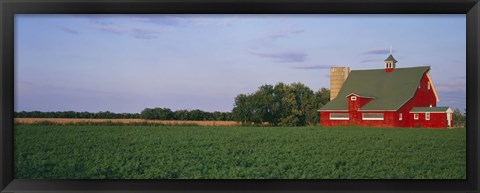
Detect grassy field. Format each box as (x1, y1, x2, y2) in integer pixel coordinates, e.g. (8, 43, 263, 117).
(15, 118, 240, 126)
(14, 125, 466, 179)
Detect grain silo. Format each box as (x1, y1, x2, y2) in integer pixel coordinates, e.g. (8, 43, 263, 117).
(330, 67, 350, 100)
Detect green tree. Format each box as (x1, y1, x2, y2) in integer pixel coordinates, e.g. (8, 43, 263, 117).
(252, 84, 275, 125)
(453, 108, 466, 128)
(314, 87, 331, 125)
(278, 82, 315, 126)
(174, 110, 189, 120)
(140, 108, 173, 120)
(271, 82, 289, 125)
(231, 82, 329, 126)
(232, 94, 253, 124)
(189, 109, 206, 120)
(316, 87, 330, 107)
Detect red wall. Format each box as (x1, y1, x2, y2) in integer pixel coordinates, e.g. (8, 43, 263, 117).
(320, 111, 399, 128)
(320, 72, 447, 128)
(320, 111, 349, 126)
(396, 72, 438, 127)
(408, 112, 449, 128)
(348, 95, 372, 111)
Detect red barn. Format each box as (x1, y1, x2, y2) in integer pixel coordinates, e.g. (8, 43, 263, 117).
(319, 54, 454, 128)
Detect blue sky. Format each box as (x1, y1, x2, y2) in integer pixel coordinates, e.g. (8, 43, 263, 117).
(14, 14, 466, 113)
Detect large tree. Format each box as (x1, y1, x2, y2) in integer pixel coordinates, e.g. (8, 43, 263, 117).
(232, 94, 253, 124)
(232, 82, 330, 126)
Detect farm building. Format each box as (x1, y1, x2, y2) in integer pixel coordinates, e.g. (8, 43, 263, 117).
(319, 54, 453, 128)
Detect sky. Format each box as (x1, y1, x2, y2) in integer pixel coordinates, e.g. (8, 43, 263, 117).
(14, 14, 466, 113)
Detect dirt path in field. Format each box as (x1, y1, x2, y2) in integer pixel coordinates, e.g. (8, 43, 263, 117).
(14, 118, 240, 126)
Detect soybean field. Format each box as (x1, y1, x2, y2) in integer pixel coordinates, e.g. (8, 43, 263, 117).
(15, 125, 466, 179)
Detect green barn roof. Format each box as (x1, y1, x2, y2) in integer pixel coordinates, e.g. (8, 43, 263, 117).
(319, 66, 430, 111)
(410, 107, 450, 112)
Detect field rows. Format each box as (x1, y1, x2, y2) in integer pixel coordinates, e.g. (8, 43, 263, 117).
(14, 118, 240, 126)
(14, 125, 466, 179)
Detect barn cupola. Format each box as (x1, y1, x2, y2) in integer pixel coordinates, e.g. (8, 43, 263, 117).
(384, 46, 397, 72)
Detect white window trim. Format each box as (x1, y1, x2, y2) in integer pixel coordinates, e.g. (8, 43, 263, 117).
(362, 113, 384, 120)
(414, 113, 419, 120)
(399, 113, 402, 120)
(330, 117, 349, 120)
(363, 117, 384, 120)
(351, 96, 357, 101)
(428, 81, 431, 90)
(426, 112, 430, 120)
(330, 113, 349, 120)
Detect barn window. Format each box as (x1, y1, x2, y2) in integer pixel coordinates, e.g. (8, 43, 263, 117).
(330, 113, 349, 120)
(399, 113, 402, 120)
(414, 113, 419, 120)
(428, 81, 431, 90)
(362, 113, 384, 120)
(426, 112, 430, 120)
(351, 96, 357, 101)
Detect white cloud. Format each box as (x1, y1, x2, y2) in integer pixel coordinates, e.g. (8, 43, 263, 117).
(435, 82, 466, 92)
(250, 51, 307, 63)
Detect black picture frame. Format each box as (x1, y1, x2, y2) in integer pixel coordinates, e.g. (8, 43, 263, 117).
(1, 0, 479, 192)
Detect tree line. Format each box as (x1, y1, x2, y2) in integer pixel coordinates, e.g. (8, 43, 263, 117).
(15, 111, 141, 119)
(452, 108, 466, 128)
(14, 83, 329, 126)
(15, 109, 233, 121)
(140, 108, 233, 121)
(231, 82, 330, 126)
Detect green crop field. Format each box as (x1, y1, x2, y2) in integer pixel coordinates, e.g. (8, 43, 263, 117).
(14, 125, 466, 179)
